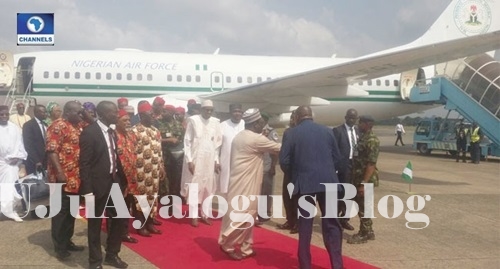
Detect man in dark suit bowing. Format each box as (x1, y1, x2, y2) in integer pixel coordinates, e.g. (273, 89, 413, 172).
(332, 108, 359, 231)
(23, 105, 48, 175)
(280, 106, 343, 269)
(80, 101, 128, 269)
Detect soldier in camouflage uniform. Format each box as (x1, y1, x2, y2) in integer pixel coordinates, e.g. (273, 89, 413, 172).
(347, 115, 379, 244)
(157, 105, 185, 199)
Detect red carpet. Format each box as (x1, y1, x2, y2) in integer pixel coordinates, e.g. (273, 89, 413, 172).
(117, 210, 379, 269)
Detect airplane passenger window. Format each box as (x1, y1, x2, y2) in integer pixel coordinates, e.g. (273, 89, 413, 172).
(147, 74, 153, 81)
(106, 73, 112, 80)
(177, 75, 182, 82)
(226, 76, 231, 83)
(385, 80, 390, 86)
(85, 72, 91, 79)
(96, 73, 101, 80)
(137, 74, 143, 81)
(267, 77, 271, 80)
(116, 73, 122, 80)
(75, 72, 80, 79)
(376, 79, 381, 86)
(54, 72, 59, 79)
(43, 71, 49, 78)
(214, 76, 220, 83)
(367, 80, 372, 86)
(195, 75, 201, 82)
(394, 80, 399, 86)
(186, 75, 192, 82)
(64, 72, 70, 79)
(237, 76, 242, 83)
(257, 77, 262, 83)
(247, 77, 252, 83)
(127, 73, 132, 80)
(167, 75, 172, 81)
(358, 82, 363, 86)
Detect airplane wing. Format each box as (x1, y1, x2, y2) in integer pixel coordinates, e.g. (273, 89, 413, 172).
(204, 30, 500, 112)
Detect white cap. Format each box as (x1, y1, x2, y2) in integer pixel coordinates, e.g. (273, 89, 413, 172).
(201, 100, 213, 108)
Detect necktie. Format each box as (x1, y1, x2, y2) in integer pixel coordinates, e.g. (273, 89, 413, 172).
(41, 122, 47, 141)
(107, 129, 117, 178)
(350, 127, 356, 155)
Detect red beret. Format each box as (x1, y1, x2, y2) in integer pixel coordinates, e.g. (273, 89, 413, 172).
(118, 109, 128, 118)
(187, 99, 196, 105)
(164, 105, 176, 112)
(175, 106, 185, 114)
(117, 97, 128, 104)
(154, 96, 165, 105)
(138, 102, 152, 113)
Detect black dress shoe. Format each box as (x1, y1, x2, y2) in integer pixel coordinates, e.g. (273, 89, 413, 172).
(146, 224, 162, 234)
(104, 255, 128, 268)
(341, 221, 355, 231)
(290, 225, 298, 234)
(152, 218, 162, 226)
(56, 250, 71, 261)
(137, 228, 151, 237)
(67, 242, 84, 251)
(276, 221, 292, 230)
(121, 235, 138, 243)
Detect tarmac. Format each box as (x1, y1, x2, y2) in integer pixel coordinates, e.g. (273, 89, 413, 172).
(0, 126, 498, 269)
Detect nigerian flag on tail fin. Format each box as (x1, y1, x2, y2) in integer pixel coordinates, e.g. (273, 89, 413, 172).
(402, 161, 413, 183)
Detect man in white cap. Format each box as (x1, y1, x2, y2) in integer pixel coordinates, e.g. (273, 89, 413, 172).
(218, 108, 281, 260)
(181, 100, 222, 227)
(219, 103, 244, 195)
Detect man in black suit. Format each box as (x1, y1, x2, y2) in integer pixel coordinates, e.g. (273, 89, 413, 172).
(332, 108, 358, 231)
(80, 101, 128, 269)
(279, 106, 343, 269)
(23, 105, 48, 175)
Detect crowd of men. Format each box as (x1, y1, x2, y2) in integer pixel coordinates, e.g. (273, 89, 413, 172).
(0, 97, 380, 269)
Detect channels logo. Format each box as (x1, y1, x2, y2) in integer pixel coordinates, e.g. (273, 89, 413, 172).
(17, 13, 54, 46)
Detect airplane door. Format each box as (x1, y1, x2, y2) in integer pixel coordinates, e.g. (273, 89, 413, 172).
(16, 57, 36, 94)
(0, 52, 15, 91)
(399, 68, 425, 100)
(210, 72, 224, 92)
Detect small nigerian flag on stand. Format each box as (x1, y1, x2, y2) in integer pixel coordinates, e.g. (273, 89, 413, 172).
(402, 161, 413, 193)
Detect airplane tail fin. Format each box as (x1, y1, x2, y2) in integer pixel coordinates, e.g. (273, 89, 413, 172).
(409, 0, 500, 47)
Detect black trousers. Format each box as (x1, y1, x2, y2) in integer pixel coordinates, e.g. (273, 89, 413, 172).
(470, 141, 481, 163)
(282, 173, 298, 226)
(395, 131, 404, 145)
(88, 190, 125, 267)
(337, 160, 353, 223)
(51, 191, 76, 254)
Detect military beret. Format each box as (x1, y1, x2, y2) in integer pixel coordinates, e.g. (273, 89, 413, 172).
(359, 115, 375, 123)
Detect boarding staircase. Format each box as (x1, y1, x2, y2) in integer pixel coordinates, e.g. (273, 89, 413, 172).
(408, 53, 500, 156)
(3, 67, 36, 115)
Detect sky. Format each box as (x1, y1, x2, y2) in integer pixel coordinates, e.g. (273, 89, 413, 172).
(1, 0, 497, 118)
(2, 0, 452, 57)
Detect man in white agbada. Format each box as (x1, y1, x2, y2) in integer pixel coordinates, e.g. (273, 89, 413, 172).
(0, 105, 27, 222)
(181, 100, 222, 227)
(219, 103, 244, 194)
(219, 108, 281, 260)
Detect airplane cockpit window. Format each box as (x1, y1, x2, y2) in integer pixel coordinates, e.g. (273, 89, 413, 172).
(43, 71, 49, 79)
(177, 75, 182, 82)
(116, 73, 122, 80)
(137, 74, 143, 81)
(195, 75, 201, 82)
(64, 72, 70, 79)
(106, 73, 112, 80)
(126, 73, 132, 80)
(75, 72, 80, 79)
(147, 74, 153, 81)
(96, 73, 101, 80)
(186, 75, 192, 82)
(85, 72, 91, 79)
(225, 76, 231, 83)
(54, 72, 59, 79)
(237, 76, 242, 83)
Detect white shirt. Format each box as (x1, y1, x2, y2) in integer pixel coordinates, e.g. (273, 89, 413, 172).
(395, 123, 405, 133)
(97, 120, 116, 174)
(345, 123, 357, 159)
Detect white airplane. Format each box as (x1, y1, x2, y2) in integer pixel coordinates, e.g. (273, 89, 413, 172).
(1, 0, 500, 125)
